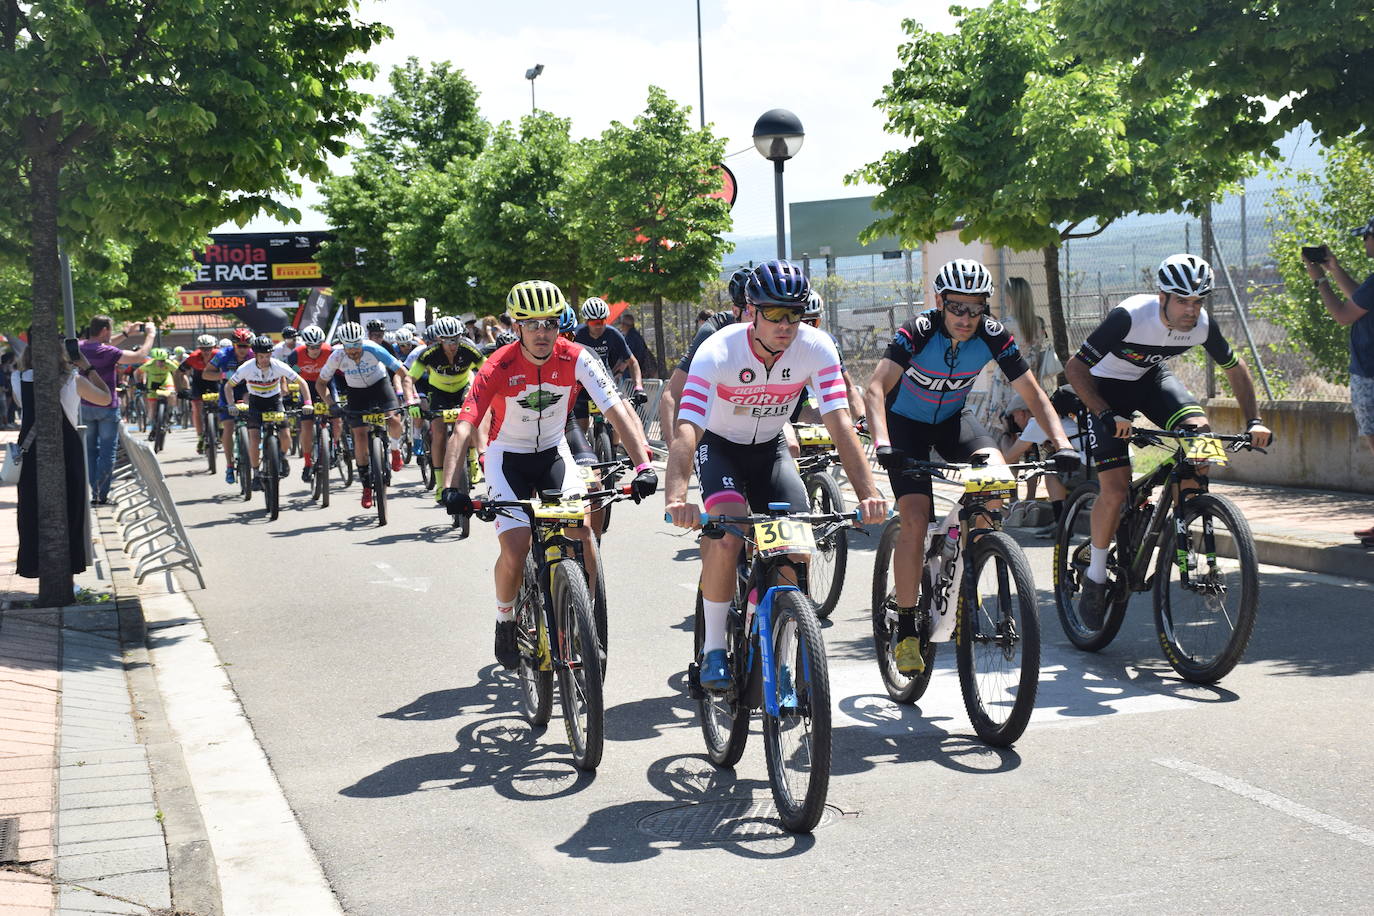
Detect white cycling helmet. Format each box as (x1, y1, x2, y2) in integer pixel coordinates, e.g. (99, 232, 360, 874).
(580, 297, 610, 321)
(804, 289, 824, 320)
(431, 315, 463, 339)
(394, 328, 415, 346)
(299, 325, 325, 345)
(216, 338, 231, 349)
(933, 258, 994, 297)
(402, 322, 416, 333)
(1156, 253, 1214, 298)
(196, 334, 217, 348)
(335, 321, 365, 346)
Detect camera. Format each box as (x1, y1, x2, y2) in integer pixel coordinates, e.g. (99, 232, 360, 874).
(1302, 245, 1329, 264)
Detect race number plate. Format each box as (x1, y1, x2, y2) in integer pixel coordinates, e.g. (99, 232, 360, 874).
(201, 393, 219, 402)
(1182, 435, 1229, 465)
(441, 408, 461, 423)
(287, 382, 300, 393)
(533, 499, 587, 524)
(964, 466, 1017, 499)
(795, 424, 833, 447)
(261, 411, 286, 422)
(313, 402, 330, 416)
(752, 518, 815, 558)
(580, 466, 600, 487)
(362, 412, 387, 425)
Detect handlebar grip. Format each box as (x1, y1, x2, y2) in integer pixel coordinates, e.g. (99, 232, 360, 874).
(853, 506, 864, 524)
(663, 512, 672, 524)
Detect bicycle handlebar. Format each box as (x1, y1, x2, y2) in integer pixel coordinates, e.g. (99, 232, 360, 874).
(1128, 427, 1267, 454)
(663, 508, 863, 528)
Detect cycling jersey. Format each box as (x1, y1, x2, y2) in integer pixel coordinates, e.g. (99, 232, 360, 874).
(679, 322, 847, 446)
(459, 337, 620, 453)
(229, 358, 306, 400)
(318, 341, 402, 390)
(574, 324, 632, 372)
(883, 309, 1028, 425)
(285, 343, 333, 382)
(140, 358, 177, 388)
(177, 350, 212, 377)
(1077, 293, 1237, 381)
(676, 310, 735, 373)
(408, 340, 485, 394)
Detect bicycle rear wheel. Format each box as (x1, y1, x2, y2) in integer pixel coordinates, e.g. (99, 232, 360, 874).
(957, 530, 1040, 747)
(516, 552, 553, 725)
(693, 587, 749, 768)
(336, 429, 355, 489)
(594, 424, 614, 533)
(1053, 482, 1129, 651)
(369, 433, 387, 526)
(870, 516, 936, 703)
(805, 471, 848, 618)
(262, 437, 281, 521)
(553, 559, 604, 771)
(762, 588, 832, 833)
(417, 433, 434, 490)
(1153, 493, 1259, 684)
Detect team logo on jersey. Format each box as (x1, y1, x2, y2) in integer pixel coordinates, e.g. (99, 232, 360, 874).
(739, 368, 756, 384)
(904, 364, 976, 392)
(781, 368, 791, 380)
(914, 314, 932, 335)
(517, 389, 563, 412)
(1119, 347, 1167, 365)
(983, 317, 1004, 336)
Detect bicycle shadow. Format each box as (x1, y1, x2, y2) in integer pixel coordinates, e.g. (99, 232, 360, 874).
(359, 525, 466, 546)
(340, 666, 596, 803)
(603, 677, 700, 742)
(556, 753, 816, 863)
(830, 693, 1022, 778)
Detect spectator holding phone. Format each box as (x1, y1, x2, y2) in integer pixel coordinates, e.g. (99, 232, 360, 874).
(1304, 217, 1374, 540)
(79, 316, 155, 504)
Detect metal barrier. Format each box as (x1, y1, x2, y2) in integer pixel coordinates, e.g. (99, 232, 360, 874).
(107, 429, 205, 588)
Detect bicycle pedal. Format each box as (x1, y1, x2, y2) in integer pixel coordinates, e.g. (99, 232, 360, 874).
(685, 662, 703, 700)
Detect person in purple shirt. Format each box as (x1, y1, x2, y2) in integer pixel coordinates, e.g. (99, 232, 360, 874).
(80, 316, 156, 504)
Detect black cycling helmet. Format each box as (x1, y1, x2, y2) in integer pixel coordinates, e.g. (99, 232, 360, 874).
(365, 318, 386, 332)
(250, 334, 273, 353)
(281, 326, 298, 339)
(727, 266, 753, 308)
(745, 259, 810, 307)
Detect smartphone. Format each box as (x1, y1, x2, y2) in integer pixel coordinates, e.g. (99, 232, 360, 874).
(1302, 245, 1329, 263)
(64, 338, 81, 362)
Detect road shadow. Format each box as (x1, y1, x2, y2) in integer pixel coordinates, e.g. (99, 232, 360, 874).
(358, 525, 465, 546)
(831, 692, 1023, 778)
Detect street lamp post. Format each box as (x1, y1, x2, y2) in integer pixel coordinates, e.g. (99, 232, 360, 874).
(524, 63, 544, 113)
(753, 109, 804, 260)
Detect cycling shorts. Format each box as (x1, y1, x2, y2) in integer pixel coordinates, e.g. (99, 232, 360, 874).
(340, 378, 400, 423)
(190, 376, 217, 398)
(244, 394, 284, 431)
(486, 441, 584, 537)
(564, 418, 597, 466)
(427, 386, 467, 413)
(1085, 369, 1205, 471)
(887, 408, 997, 501)
(693, 430, 808, 515)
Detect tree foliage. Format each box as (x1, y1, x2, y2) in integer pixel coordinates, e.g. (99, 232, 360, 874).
(1055, 0, 1374, 156)
(849, 0, 1254, 360)
(1257, 138, 1374, 386)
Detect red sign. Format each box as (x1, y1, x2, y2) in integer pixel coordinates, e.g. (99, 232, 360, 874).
(711, 163, 738, 209)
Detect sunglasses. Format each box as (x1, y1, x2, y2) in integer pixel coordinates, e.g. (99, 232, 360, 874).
(233, 343, 250, 349)
(943, 300, 988, 319)
(519, 318, 559, 331)
(587, 319, 606, 327)
(757, 306, 804, 325)
(439, 335, 462, 342)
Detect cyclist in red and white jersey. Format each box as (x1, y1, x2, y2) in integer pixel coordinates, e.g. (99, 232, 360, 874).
(443, 280, 659, 669)
(286, 325, 336, 482)
(664, 260, 887, 692)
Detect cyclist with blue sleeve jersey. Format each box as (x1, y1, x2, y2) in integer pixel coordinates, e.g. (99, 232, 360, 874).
(864, 259, 1078, 674)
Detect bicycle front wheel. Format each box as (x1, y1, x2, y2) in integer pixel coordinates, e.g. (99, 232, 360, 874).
(1152, 493, 1259, 684)
(594, 425, 614, 534)
(553, 559, 604, 771)
(153, 402, 167, 453)
(1054, 482, 1129, 651)
(957, 530, 1040, 747)
(314, 425, 331, 508)
(452, 453, 471, 537)
(418, 436, 434, 490)
(204, 414, 218, 475)
(693, 587, 749, 767)
(235, 427, 252, 502)
(262, 437, 281, 521)
(762, 589, 832, 833)
(870, 516, 936, 704)
(516, 552, 553, 726)
(368, 433, 387, 526)
(805, 471, 848, 619)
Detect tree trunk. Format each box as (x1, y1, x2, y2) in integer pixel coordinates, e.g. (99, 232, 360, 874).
(652, 295, 667, 380)
(27, 147, 75, 606)
(1042, 242, 1070, 383)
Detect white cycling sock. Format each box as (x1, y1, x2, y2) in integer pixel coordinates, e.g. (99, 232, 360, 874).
(389, 435, 401, 452)
(495, 602, 514, 622)
(701, 599, 731, 654)
(1087, 545, 1110, 584)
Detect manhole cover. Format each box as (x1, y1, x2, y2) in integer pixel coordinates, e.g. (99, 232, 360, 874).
(637, 799, 840, 842)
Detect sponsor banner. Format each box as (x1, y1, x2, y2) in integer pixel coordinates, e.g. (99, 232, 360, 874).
(183, 231, 332, 291)
(272, 262, 322, 281)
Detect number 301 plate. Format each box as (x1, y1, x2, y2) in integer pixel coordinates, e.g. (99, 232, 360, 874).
(753, 518, 815, 558)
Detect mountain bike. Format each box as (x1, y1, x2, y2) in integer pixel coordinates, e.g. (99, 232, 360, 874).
(148, 392, 172, 453)
(358, 408, 397, 526)
(198, 393, 220, 474)
(684, 503, 859, 833)
(232, 405, 253, 502)
(284, 383, 304, 456)
(470, 486, 635, 771)
(255, 409, 291, 521)
(437, 407, 483, 535)
(586, 400, 618, 533)
(413, 411, 434, 491)
(1053, 428, 1263, 684)
(793, 423, 849, 619)
(872, 456, 1055, 747)
(308, 402, 335, 508)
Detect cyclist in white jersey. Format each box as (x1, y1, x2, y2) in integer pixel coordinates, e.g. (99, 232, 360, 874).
(1065, 253, 1272, 625)
(665, 260, 887, 692)
(229, 335, 313, 485)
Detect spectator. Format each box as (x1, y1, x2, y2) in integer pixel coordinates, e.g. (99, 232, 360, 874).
(1002, 386, 1086, 535)
(696, 309, 712, 328)
(0, 350, 15, 428)
(618, 311, 656, 378)
(1306, 218, 1374, 541)
(12, 325, 111, 579)
(80, 316, 156, 504)
(986, 276, 1061, 424)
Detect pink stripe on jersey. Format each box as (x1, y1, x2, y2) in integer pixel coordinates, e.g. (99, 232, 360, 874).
(678, 401, 707, 420)
(820, 378, 846, 393)
(817, 364, 842, 379)
(680, 387, 707, 405)
(686, 375, 710, 388)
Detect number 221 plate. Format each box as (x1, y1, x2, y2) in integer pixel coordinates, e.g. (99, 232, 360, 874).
(753, 518, 815, 558)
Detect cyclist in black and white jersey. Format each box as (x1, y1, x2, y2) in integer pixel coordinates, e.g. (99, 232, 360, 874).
(1065, 253, 1273, 626)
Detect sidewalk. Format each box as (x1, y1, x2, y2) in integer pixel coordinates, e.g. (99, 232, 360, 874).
(0, 428, 175, 916)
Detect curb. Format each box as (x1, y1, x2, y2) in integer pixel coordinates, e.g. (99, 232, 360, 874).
(1249, 533, 1373, 583)
(95, 508, 223, 916)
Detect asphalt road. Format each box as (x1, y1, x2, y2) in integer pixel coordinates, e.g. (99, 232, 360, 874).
(153, 428, 1374, 914)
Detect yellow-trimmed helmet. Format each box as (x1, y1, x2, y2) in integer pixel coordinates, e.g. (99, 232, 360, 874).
(506, 280, 567, 321)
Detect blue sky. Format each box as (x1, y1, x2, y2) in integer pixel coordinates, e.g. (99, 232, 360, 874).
(219, 0, 990, 238)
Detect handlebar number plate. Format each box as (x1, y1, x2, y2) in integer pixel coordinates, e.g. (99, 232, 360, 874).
(753, 519, 815, 558)
(261, 411, 286, 422)
(201, 393, 220, 402)
(1182, 436, 1228, 465)
(362, 412, 387, 425)
(441, 408, 462, 424)
(313, 402, 330, 415)
(795, 424, 833, 447)
(533, 499, 587, 523)
(964, 467, 1017, 498)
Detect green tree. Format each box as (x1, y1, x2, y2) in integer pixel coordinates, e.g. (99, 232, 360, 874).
(567, 87, 732, 372)
(453, 112, 584, 314)
(2, 0, 385, 604)
(1055, 0, 1374, 156)
(317, 58, 488, 307)
(849, 0, 1253, 364)
(1258, 138, 1374, 386)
